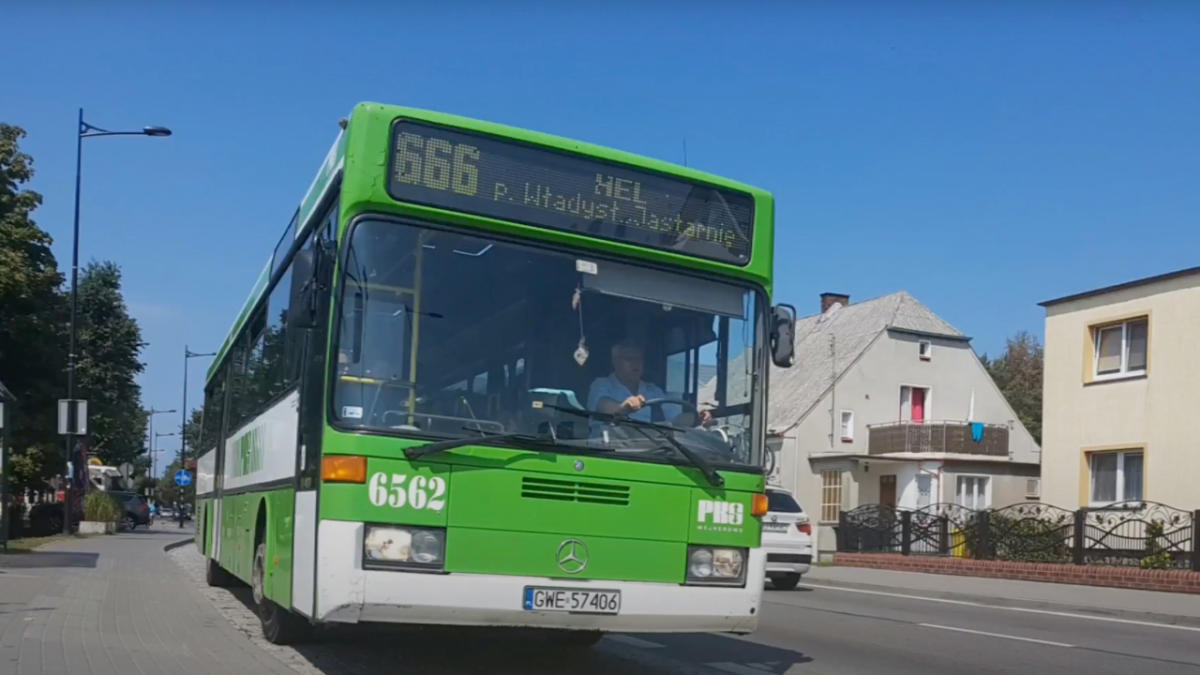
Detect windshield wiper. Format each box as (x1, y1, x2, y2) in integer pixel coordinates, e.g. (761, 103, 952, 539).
(404, 431, 529, 460)
(404, 429, 605, 460)
(626, 422, 724, 487)
(540, 404, 724, 487)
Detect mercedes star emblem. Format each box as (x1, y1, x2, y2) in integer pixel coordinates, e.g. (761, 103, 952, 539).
(556, 538, 588, 574)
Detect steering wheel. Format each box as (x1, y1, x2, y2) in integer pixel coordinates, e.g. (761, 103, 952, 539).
(635, 397, 699, 416)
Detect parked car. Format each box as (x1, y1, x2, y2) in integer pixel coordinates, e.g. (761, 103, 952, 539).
(761, 488, 813, 590)
(109, 491, 152, 530)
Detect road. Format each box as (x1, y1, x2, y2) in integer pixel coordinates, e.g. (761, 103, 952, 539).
(4, 526, 1199, 674)
(168, 543, 1200, 674)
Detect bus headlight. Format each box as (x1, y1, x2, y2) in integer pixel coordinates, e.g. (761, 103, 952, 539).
(686, 546, 746, 585)
(363, 525, 446, 571)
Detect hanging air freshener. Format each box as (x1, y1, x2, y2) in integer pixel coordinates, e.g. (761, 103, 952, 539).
(574, 338, 590, 366)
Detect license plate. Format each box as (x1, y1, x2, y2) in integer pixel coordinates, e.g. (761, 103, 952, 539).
(764, 523, 789, 532)
(523, 587, 621, 614)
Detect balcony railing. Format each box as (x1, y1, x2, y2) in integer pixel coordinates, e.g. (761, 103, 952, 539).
(867, 420, 1009, 457)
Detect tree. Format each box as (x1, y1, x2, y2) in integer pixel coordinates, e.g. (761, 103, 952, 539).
(155, 457, 195, 508)
(74, 261, 147, 466)
(0, 123, 66, 493)
(982, 331, 1043, 445)
(182, 408, 204, 458)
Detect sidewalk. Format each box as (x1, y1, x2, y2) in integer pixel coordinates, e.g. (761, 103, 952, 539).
(805, 564, 1200, 623)
(0, 522, 295, 675)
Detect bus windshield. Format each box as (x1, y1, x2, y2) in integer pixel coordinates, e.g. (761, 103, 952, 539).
(332, 219, 764, 469)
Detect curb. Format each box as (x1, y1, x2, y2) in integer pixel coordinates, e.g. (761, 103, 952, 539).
(164, 538, 193, 552)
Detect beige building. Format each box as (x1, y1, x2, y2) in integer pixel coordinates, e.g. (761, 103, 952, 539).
(1040, 265, 1200, 510)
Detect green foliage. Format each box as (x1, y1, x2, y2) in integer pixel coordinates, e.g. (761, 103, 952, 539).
(82, 491, 122, 522)
(75, 262, 147, 466)
(1140, 521, 1174, 570)
(155, 458, 195, 508)
(0, 124, 65, 493)
(961, 513, 1070, 563)
(982, 331, 1043, 444)
(182, 408, 203, 457)
(0, 124, 148, 493)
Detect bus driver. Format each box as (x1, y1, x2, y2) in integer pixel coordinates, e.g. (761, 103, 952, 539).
(587, 339, 712, 428)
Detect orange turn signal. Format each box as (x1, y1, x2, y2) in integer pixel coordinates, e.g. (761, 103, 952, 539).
(322, 455, 367, 483)
(751, 493, 769, 518)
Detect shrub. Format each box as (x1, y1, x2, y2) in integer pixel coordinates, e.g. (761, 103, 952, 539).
(961, 513, 1071, 563)
(1140, 521, 1174, 570)
(82, 492, 122, 523)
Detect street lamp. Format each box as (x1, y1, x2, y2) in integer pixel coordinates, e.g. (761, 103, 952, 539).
(180, 346, 215, 528)
(146, 408, 176, 491)
(63, 109, 171, 533)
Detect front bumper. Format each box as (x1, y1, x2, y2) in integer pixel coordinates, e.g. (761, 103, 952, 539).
(312, 520, 764, 633)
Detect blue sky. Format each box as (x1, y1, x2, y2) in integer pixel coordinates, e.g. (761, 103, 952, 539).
(5, 3, 1198, 464)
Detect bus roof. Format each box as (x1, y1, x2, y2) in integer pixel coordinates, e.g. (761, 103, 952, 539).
(207, 103, 774, 385)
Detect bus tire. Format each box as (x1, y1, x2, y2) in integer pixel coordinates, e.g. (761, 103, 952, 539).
(770, 573, 801, 590)
(254, 542, 310, 644)
(206, 557, 236, 587)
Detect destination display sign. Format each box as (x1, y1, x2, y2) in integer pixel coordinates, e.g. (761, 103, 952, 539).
(386, 120, 754, 265)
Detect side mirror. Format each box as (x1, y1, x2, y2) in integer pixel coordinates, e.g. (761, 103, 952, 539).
(769, 303, 796, 367)
(287, 238, 334, 330)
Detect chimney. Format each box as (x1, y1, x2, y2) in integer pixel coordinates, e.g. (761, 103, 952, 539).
(820, 292, 850, 313)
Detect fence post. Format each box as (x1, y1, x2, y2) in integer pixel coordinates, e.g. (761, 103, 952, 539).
(901, 510, 912, 556)
(938, 515, 950, 555)
(837, 511, 848, 552)
(1073, 509, 1086, 566)
(1192, 510, 1200, 573)
(974, 510, 992, 560)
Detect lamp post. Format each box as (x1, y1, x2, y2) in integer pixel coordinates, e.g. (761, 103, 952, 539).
(154, 430, 178, 503)
(62, 109, 171, 533)
(181, 346, 215, 528)
(146, 408, 175, 497)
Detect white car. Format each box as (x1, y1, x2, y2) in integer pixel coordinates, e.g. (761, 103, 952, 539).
(761, 488, 813, 590)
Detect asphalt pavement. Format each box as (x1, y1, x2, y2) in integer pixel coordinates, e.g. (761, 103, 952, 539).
(3, 525, 1199, 674)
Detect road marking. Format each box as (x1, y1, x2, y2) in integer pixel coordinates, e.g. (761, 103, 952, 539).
(919, 623, 1074, 647)
(794, 583, 1200, 633)
(605, 634, 664, 649)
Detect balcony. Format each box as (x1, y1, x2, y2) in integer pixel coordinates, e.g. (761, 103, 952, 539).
(867, 420, 1009, 457)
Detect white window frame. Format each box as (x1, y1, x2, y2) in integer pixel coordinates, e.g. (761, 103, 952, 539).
(820, 470, 844, 523)
(840, 410, 854, 442)
(918, 340, 932, 361)
(1092, 318, 1147, 381)
(899, 384, 933, 422)
(955, 475, 991, 510)
(1089, 450, 1144, 506)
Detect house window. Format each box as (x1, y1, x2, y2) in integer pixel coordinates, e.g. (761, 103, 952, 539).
(1093, 317, 1147, 379)
(820, 470, 844, 523)
(840, 410, 854, 442)
(1025, 478, 1041, 500)
(956, 476, 990, 509)
(919, 340, 932, 360)
(916, 474, 932, 507)
(1090, 450, 1143, 504)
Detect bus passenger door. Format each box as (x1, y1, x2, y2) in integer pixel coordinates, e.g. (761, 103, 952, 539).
(290, 205, 335, 618)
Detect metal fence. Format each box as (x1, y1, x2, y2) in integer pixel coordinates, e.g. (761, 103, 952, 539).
(836, 500, 1199, 571)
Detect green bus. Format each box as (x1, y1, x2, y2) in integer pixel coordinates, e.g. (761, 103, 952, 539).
(194, 102, 796, 645)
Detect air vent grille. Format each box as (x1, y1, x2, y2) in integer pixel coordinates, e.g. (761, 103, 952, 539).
(521, 476, 630, 506)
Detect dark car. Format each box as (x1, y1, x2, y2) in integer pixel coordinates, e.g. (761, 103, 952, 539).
(108, 491, 152, 529)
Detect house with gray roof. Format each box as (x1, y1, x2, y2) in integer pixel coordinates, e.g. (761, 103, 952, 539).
(766, 292, 1041, 559)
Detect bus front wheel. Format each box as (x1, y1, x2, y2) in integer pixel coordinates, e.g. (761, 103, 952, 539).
(206, 557, 236, 587)
(253, 542, 310, 644)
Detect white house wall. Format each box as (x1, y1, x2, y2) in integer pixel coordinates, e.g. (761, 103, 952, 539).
(772, 329, 1042, 554)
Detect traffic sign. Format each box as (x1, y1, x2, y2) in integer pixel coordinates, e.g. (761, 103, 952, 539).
(174, 470, 192, 487)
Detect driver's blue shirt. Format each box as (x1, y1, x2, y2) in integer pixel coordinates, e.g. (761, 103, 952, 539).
(586, 374, 680, 423)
